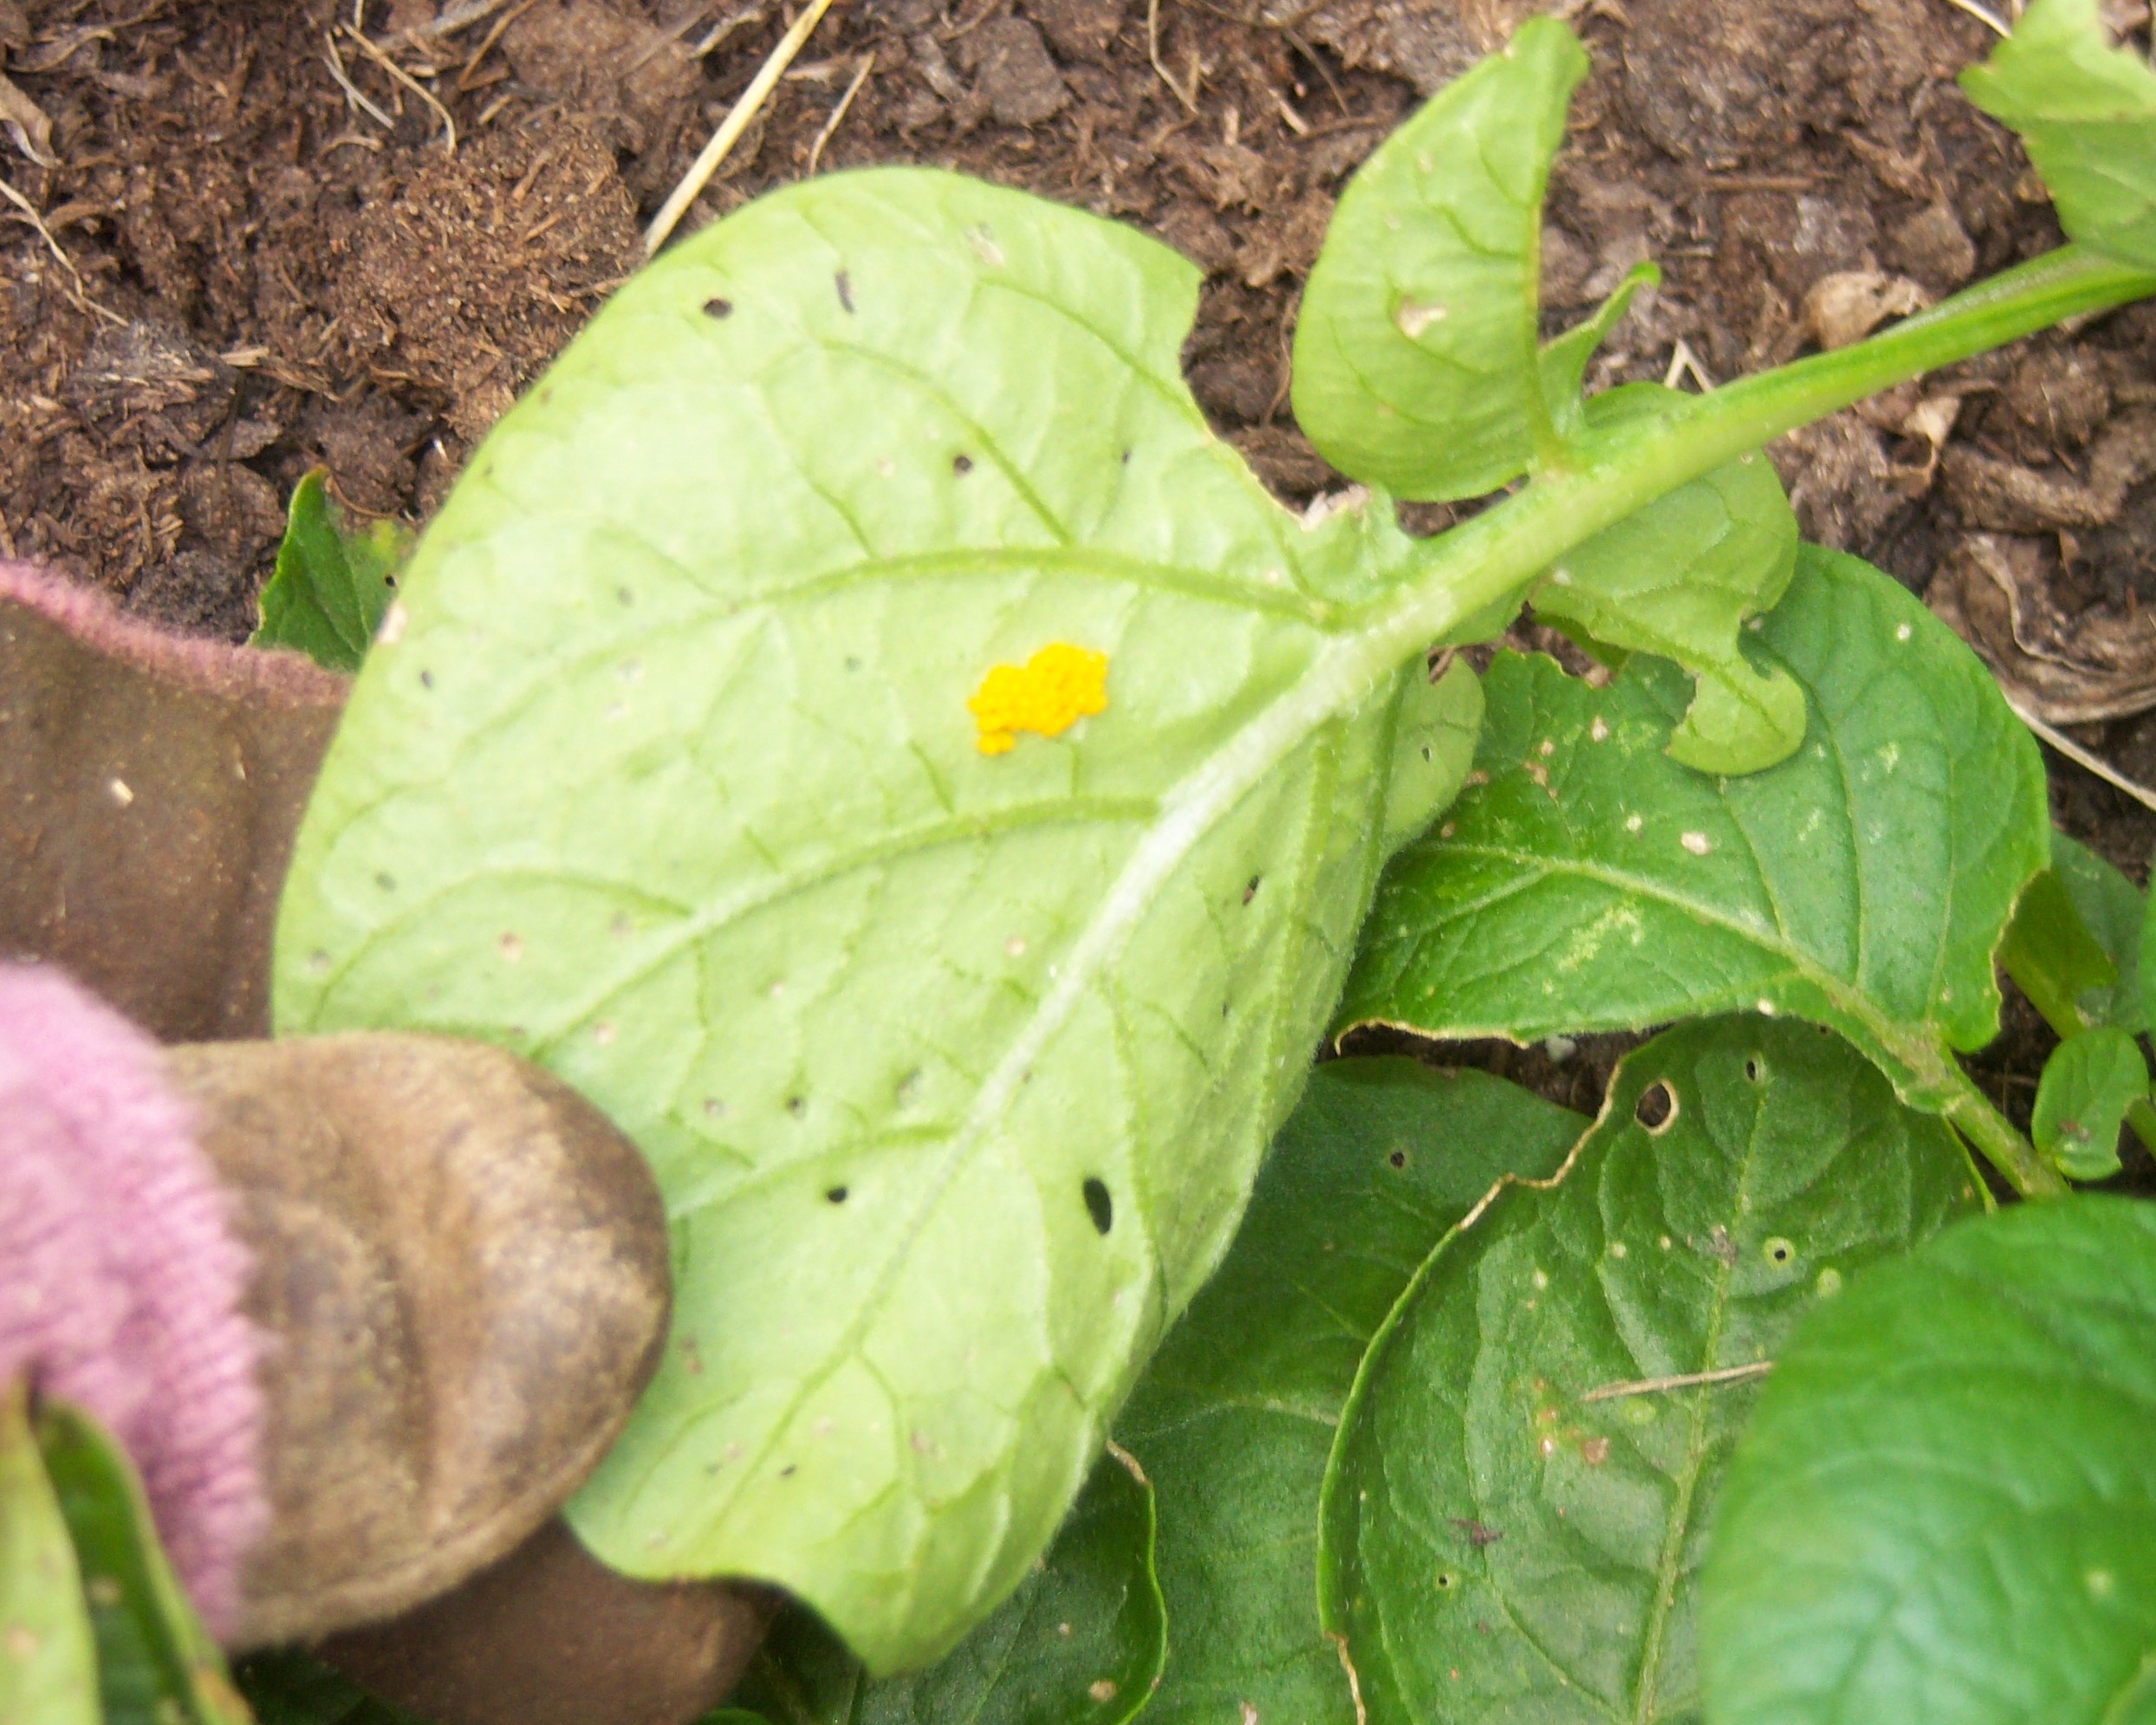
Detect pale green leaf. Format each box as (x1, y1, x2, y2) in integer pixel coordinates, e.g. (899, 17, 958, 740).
(1341, 546, 2050, 1115)
(272, 167, 1446, 1672)
(2034, 1025, 2147, 1180)
(1290, 18, 1594, 501)
(251, 470, 412, 674)
(1380, 659, 1483, 853)
(1701, 1196, 2156, 1725)
(736, 1447, 1161, 1724)
(1319, 1018, 1977, 1725)
(1532, 386, 1804, 774)
(1962, 0, 2156, 270)
(36, 1404, 251, 1725)
(1116, 1056, 1585, 1724)
(0, 1384, 97, 1725)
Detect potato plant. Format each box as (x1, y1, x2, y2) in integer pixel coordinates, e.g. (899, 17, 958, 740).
(18, 0, 2156, 1721)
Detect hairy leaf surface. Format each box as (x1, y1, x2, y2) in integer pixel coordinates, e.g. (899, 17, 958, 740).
(1320, 1019, 1977, 1725)
(1963, 0, 2156, 270)
(2034, 1026, 2146, 1180)
(735, 1448, 1162, 1725)
(0, 1385, 95, 1725)
(251, 470, 412, 673)
(1531, 389, 1803, 774)
(37, 1404, 250, 1725)
(272, 168, 1458, 1670)
(1702, 1196, 2156, 1725)
(1116, 1057, 1584, 1724)
(1341, 547, 2049, 1112)
(1291, 18, 1591, 501)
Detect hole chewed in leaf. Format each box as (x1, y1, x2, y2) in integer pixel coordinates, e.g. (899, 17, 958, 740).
(826, 1186, 849, 1205)
(702, 296, 734, 319)
(1634, 1080, 1678, 1134)
(1082, 1177, 1113, 1236)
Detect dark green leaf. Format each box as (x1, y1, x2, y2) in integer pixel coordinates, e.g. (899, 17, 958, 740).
(2034, 1025, 2147, 1180)
(2001, 858, 2122, 1038)
(251, 470, 412, 673)
(1531, 387, 1804, 775)
(1291, 18, 1594, 501)
(232, 1649, 426, 1725)
(735, 1446, 1162, 1724)
(274, 167, 1456, 1670)
(1320, 1018, 1978, 1724)
(1117, 1057, 1586, 1724)
(1342, 547, 2049, 1119)
(1962, 0, 2156, 270)
(36, 1403, 251, 1725)
(0, 1383, 96, 1725)
(1701, 1196, 2156, 1725)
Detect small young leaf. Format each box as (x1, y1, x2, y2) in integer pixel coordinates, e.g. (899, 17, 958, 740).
(251, 470, 413, 674)
(1962, 0, 2156, 270)
(1291, 18, 1594, 501)
(274, 168, 1446, 1672)
(2033, 1025, 2147, 1180)
(1318, 1018, 1977, 1725)
(36, 1402, 252, 1725)
(1532, 387, 1804, 774)
(2052, 833, 2146, 1033)
(1701, 1196, 2156, 1725)
(1116, 1057, 1585, 1724)
(0, 1383, 97, 1725)
(2001, 857, 2123, 1037)
(1342, 546, 2049, 1116)
(734, 1446, 1162, 1725)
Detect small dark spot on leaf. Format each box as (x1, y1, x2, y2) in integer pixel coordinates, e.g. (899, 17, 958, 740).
(778, 1465, 796, 1478)
(1120, 448, 1133, 464)
(787, 1096, 806, 1118)
(1634, 1080, 1677, 1134)
(618, 587, 635, 606)
(953, 452, 974, 475)
(384, 573, 398, 589)
(1082, 1177, 1113, 1235)
(1449, 1517, 1502, 1548)
(1420, 743, 1433, 762)
(419, 669, 434, 690)
(835, 270, 855, 314)
(826, 1185, 848, 1204)
(375, 871, 395, 892)
(846, 656, 862, 671)
(703, 295, 734, 319)
(1243, 875, 1262, 905)
(1387, 1149, 1408, 1170)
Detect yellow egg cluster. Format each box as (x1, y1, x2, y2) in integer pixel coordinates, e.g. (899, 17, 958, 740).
(967, 642, 1110, 755)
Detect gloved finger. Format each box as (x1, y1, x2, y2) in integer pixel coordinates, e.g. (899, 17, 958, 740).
(165, 1032, 672, 1650)
(0, 560, 344, 1042)
(320, 1519, 773, 1725)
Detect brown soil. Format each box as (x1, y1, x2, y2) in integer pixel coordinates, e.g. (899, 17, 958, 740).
(3, 0, 2149, 1161)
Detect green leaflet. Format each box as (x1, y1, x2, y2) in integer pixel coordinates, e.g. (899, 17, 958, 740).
(1531, 386, 1805, 775)
(272, 168, 1461, 1672)
(1341, 546, 2049, 1125)
(1702, 1196, 2156, 1725)
(1114, 1057, 1585, 1724)
(0, 1385, 97, 1725)
(2034, 1026, 2147, 1181)
(735, 1448, 1162, 1725)
(2002, 851, 2125, 1037)
(1318, 1018, 1977, 1725)
(1292, 18, 1599, 502)
(251, 470, 413, 674)
(2050, 833, 2146, 1034)
(36, 1404, 251, 1725)
(1963, 0, 2156, 271)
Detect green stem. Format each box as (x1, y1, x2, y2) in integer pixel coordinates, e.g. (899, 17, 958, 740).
(1346, 243, 2153, 1199)
(1945, 1073, 2069, 1200)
